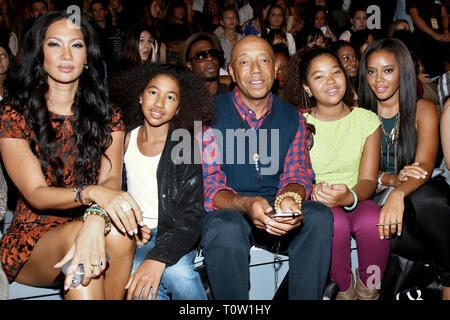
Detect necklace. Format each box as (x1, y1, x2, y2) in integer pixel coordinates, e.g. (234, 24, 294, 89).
(379, 113, 399, 173)
(232, 105, 273, 181)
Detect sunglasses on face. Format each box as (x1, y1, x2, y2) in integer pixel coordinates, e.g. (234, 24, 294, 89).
(189, 49, 221, 63)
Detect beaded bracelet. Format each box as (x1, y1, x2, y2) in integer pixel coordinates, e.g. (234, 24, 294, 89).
(344, 189, 358, 211)
(274, 192, 302, 212)
(82, 204, 112, 235)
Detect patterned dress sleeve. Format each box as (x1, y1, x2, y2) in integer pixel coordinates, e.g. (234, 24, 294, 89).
(0, 105, 30, 139)
(109, 105, 125, 132)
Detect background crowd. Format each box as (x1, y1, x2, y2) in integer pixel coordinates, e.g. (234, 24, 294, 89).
(0, 0, 448, 105)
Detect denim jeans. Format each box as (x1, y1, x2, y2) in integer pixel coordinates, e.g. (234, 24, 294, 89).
(131, 228, 207, 300)
(201, 200, 334, 299)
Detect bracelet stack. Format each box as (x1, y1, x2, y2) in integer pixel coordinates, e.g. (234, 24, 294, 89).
(344, 189, 358, 211)
(274, 192, 302, 213)
(83, 204, 112, 235)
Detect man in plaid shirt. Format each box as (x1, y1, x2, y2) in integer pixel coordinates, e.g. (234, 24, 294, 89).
(200, 35, 333, 300)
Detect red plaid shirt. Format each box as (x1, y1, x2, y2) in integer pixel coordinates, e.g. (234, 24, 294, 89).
(201, 88, 315, 212)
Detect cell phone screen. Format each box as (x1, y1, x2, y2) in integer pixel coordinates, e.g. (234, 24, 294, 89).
(271, 212, 301, 218)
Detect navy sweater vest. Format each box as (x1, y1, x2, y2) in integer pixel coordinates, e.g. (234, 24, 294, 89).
(213, 92, 299, 204)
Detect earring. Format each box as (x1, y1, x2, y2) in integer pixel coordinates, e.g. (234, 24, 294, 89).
(84, 64, 89, 70)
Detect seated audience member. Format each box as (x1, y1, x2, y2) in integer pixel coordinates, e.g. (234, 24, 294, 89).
(201, 0, 222, 33)
(339, 4, 368, 41)
(309, 5, 337, 43)
(272, 42, 290, 95)
(89, 0, 124, 70)
(407, 0, 450, 78)
(107, 0, 133, 33)
(328, 40, 359, 104)
(273, 0, 304, 36)
(135, 0, 164, 40)
(0, 0, 22, 49)
(122, 24, 165, 66)
(179, 32, 230, 99)
(200, 35, 333, 300)
(164, 0, 193, 35)
(295, 26, 326, 52)
(0, 3, 18, 57)
(123, 63, 211, 300)
(241, 0, 269, 36)
(350, 29, 377, 56)
(218, 6, 243, 69)
(161, 23, 191, 65)
(388, 19, 411, 38)
(359, 38, 450, 300)
(263, 28, 289, 51)
(282, 47, 388, 300)
(263, 5, 296, 55)
(108, 24, 166, 125)
(22, 0, 48, 37)
(0, 11, 139, 300)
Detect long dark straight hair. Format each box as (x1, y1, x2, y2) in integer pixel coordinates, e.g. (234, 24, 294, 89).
(122, 24, 155, 66)
(358, 38, 417, 173)
(6, 11, 113, 186)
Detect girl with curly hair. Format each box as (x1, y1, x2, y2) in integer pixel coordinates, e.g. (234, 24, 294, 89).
(123, 63, 212, 300)
(0, 11, 143, 299)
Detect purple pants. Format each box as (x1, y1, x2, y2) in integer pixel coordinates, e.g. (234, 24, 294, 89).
(330, 200, 390, 291)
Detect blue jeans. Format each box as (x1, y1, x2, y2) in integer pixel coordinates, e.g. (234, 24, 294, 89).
(131, 228, 207, 300)
(201, 200, 334, 299)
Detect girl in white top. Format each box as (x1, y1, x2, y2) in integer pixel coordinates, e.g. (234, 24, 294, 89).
(123, 63, 213, 300)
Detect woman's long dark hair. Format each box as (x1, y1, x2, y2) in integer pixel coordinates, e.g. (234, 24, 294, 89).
(358, 38, 417, 173)
(263, 5, 286, 33)
(6, 11, 113, 187)
(122, 24, 155, 66)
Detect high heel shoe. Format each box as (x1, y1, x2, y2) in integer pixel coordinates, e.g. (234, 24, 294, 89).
(355, 268, 380, 300)
(335, 272, 357, 300)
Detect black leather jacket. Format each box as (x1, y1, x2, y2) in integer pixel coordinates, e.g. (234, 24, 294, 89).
(140, 130, 206, 266)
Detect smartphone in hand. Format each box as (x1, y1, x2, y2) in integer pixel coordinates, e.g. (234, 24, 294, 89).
(270, 211, 301, 218)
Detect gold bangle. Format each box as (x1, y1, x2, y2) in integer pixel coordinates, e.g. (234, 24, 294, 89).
(83, 204, 112, 235)
(274, 192, 302, 212)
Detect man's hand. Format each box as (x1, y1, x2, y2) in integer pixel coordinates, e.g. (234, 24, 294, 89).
(245, 196, 302, 236)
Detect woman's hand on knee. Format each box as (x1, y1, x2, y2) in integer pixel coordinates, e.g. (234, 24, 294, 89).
(377, 190, 405, 239)
(87, 186, 144, 236)
(125, 260, 166, 300)
(54, 218, 107, 290)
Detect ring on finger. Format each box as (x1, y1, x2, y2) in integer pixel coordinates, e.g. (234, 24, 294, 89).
(91, 261, 103, 268)
(400, 171, 406, 179)
(121, 201, 132, 212)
